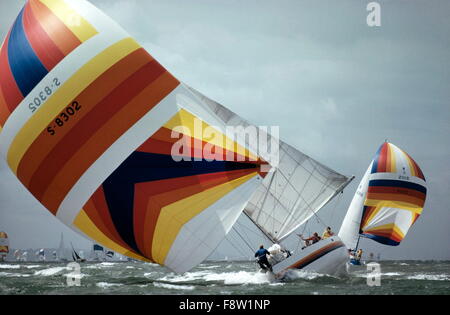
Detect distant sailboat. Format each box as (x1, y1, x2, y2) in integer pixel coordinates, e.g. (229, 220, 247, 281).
(105, 251, 114, 260)
(339, 142, 427, 269)
(0, 232, 9, 262)
(71, 243, 86, 263)
(92, 244, 105, 261)
(14, 249, 21, 261)
(37, 248, 46, 261)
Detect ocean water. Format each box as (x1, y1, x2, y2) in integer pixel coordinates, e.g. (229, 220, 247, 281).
(0, 260, 449, 295)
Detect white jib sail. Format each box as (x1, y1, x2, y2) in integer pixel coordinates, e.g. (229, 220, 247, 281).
(338, 162, 372, 250)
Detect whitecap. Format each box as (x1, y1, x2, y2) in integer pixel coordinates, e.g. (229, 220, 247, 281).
(0, 271, 30, 277)
(203, 271, 273, 285)
(158, 270, 213, 282)
(0, 264, 20, 269)
(407, 274, 450, 281)
(153, 282, 195, 290)
(269, 282, 285, 286)
(198, 265, 220, 269)
(282, 269, 324, 281)
(159, 270, 274, 285)
(96, 282, 123, 288)
(34, 267, 67, 276)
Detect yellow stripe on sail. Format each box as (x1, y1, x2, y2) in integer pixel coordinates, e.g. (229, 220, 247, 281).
(7, 38, 140, 174)
(388, 143, 396, 173)
(164, 109, 258, 161)
(74, 210, 151, 262)
(40, 0, 98, 42)
(361, 206, 378, 230)
(397, 147, 416, 177)
(364, 200, 423, 215)
(363, 223, 405, 239)
(151, 172, 258, 265)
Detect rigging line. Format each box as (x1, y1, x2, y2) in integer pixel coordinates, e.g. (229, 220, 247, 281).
(234, 220, 262, 239)
(295, 219, 309, 253)
(255, 168, 277, 224)
(281, 144, 344, 190)
(233, 225, 257, 254)
(278, 161, 317, 235)
(226, 230, 251, 259)
(329, 191, 343, 228)
(233, 221, 256, 251)
(276, 164, 321, 217)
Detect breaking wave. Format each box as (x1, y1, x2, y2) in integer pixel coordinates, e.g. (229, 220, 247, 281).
(153, 282, 195, 290)
(34, 267, 67, 276)
(158, 270, 275, 285)
(96, 282, 123, 288)
(407, 274, 450, 281)
(0, 264, 21, 269)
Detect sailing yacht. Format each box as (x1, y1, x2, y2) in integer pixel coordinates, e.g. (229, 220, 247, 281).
(71, 243, 86, 263)
(338, 142, 427, 271)
(187, 87, 354, 277)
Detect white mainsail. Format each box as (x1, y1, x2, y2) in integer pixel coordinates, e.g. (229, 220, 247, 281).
(338, 162, 372, 250)
(185, 85, 353, 243)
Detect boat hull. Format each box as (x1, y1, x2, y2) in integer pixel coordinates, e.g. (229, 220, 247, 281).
(272, 237, 348, 278)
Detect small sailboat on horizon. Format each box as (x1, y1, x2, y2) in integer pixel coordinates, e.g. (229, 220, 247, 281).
(71, 243, 86, 263)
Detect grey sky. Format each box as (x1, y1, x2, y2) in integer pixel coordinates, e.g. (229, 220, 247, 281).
(0, 0, 449, 260)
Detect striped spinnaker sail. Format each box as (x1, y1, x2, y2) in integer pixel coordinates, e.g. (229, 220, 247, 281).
(0, 232, 9, 257)
(0, 0, 270, 273)
(359, 142, 427, 246)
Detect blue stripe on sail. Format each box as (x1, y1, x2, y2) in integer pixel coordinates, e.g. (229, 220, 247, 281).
(371, 145, 383, 174)
(7, 8, 48, 97)
(102, 151, 259, 256)
(368, 179, 427, 194)
(361, 233, 400, 246)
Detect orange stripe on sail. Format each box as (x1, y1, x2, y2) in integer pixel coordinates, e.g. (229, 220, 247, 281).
(17, 48, 151, 188)
(0, 87, 11, 127)
(378, 142, 388, 173)
(40, 72, 179, 214)
(83, 187, 135, 253)
(29, 0, 81, 56)
(134, 169, 257, 259)
(405, 151, 425, 180)
(366, 192, 425, 207)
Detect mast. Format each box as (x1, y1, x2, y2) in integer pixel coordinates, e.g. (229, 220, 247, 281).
(354, 235, 361, 251)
